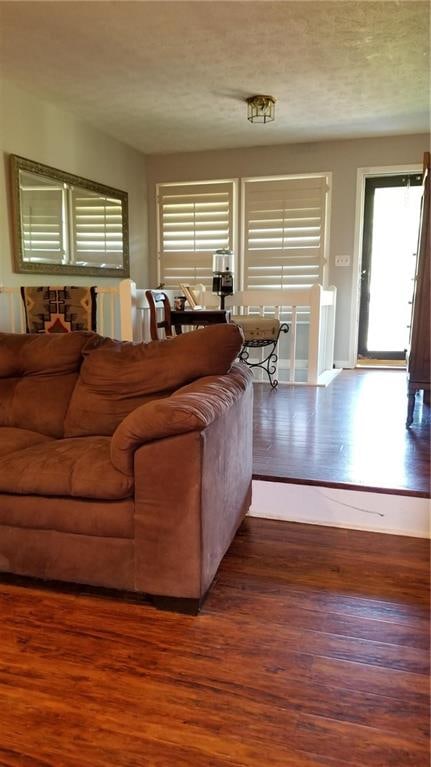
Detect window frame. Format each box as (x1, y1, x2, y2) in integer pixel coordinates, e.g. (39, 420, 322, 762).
(240, 172, 332, 291)
(156, 178, 238, 289)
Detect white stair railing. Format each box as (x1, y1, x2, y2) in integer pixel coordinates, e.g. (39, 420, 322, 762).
(223, 286, 337, 385)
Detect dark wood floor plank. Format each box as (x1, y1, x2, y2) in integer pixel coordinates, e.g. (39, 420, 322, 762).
(296, 682, 429, 742)
(0, 752, 57, 767)
(291, 713, 430, 767)
(0, 682, 299, 767)
(311, 656, 430, 706)
(223, 519, 430, 605)
(4, 588, 428, 678)
(215, 573, 430, 625)
(235, 517, 430, 558)
(253, 370, 431, 495)
(208, 587, 429, 648)
(295, 629, 430, 675)
(0, 519, 429, 766)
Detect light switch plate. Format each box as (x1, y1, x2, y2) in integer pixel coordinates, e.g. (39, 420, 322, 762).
(335, 255, 351, 267)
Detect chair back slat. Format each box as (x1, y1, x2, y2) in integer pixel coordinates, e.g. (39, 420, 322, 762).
(145, 290, 173, 341)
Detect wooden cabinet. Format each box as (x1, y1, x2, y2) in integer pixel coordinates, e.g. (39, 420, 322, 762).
(406, 152, 430, 426)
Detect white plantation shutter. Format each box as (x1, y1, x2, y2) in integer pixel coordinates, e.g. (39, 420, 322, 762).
(71, 186, 123, 268)
(158, 181, 234, 289)
(243, 176, 328, 289)
(21, 187, 65, 263)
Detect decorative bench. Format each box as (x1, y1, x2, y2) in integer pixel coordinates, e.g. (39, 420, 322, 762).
(233, 316, 289, 388)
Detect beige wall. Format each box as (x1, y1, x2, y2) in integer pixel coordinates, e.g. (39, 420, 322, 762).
(146, 134, 427, 364)
(0, 77, 149, 290)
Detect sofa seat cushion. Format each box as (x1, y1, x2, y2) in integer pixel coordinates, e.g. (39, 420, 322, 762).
(0, 495, 134, 539)
(0, 437, 133, 500)
(0, 426, 53, 458)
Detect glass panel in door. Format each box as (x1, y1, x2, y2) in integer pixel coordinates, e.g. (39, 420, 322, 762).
(358, 174, 422, 360)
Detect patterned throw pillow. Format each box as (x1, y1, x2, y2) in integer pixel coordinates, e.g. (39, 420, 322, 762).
(21, 286, 97, 333)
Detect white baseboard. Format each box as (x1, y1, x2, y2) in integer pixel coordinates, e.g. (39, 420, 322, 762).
(250, 360, 341, 387)
(249, 480, 430, 538)
(334, 360, 354, 369)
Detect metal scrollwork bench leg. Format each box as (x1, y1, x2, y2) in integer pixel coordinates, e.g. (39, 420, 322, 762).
(238, 322, 289, 389)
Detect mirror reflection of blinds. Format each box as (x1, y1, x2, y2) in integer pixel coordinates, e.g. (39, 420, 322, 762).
(244, 176, 328, 289)
(21, 188, 65, 263)
(158, 182, 233, 288)
(71, 188, 123, 268)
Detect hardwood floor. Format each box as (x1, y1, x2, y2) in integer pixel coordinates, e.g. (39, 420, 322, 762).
(0, 519, 429, 766)
(253, 369, 431, 496)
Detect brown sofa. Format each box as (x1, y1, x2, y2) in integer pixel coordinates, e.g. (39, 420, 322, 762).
(0, 325, 253, 612)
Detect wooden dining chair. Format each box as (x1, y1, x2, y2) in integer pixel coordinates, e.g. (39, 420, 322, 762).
(145, 290, 173, 341)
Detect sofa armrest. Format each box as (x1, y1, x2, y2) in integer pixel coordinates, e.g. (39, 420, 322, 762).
(111, 363, 252, 476)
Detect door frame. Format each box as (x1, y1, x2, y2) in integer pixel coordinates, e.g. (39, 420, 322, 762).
(358, 173, 422, 360)
(350, 164, 421, 367)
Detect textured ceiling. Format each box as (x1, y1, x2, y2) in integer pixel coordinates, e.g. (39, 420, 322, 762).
(0, 1, 429, 155)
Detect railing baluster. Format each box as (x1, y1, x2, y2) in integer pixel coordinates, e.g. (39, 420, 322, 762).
(119, 279, 135, 341)
(307, 284, 322, 385)
(99, 292, 105, 336)
(9, 292, 15, 333)
(19, 295, 25, 332)
(289, 306, 297, 383)
(109, 291, 115, 339)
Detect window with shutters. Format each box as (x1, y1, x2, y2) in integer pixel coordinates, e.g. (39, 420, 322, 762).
(71, 186, 123, 268)
(157, 180, 236, 289)
(20, 173, 66, 264)
(242, 175, 329, 289)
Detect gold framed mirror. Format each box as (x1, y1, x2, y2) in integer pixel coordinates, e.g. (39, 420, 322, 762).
(10, 155, 130, 277)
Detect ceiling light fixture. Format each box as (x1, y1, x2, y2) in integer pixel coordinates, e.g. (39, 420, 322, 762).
(246, 95, 276, 124)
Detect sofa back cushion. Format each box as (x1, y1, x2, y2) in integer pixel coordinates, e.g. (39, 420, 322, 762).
(64, 323, 243, 437)
(0, 332, 97, 438)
